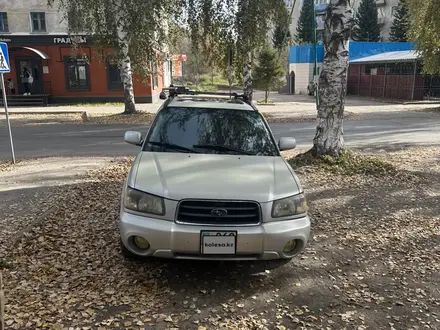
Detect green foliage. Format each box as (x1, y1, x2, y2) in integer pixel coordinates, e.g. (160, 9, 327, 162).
(253, 48, 284, 102)
(185, 0, 289, 84)
(390, 0, 409, 42)
(48, 0, 184, 79)
(289, 150, 397, 177)
(273, 25, 292, 53)
(353, 0, 381, 42)
(295, 0, 315, 44)
(407, 0, 440, 74)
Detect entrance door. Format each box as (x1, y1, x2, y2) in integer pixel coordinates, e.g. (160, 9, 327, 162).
(15, 57, 43, 95)
(290, 71, 295, 94)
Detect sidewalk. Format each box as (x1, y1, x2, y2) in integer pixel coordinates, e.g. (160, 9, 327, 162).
(1, 95, 439, 120)
(0, 157, 111, 257)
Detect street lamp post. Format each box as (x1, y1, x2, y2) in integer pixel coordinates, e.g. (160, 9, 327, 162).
(312, 0, 319, 107)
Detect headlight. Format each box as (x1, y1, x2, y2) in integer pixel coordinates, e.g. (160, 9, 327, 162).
(124, 187, 165, 216)
(271, 193, 308, 218)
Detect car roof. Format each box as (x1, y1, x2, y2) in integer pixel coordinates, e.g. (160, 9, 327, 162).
(167, 96, 256, 111)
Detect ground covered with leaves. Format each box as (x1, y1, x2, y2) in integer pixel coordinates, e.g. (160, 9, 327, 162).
(1, 147, 439, 329)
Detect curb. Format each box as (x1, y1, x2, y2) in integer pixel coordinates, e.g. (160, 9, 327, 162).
(0, 111, 85, 115)
(403, 102, 440, 105)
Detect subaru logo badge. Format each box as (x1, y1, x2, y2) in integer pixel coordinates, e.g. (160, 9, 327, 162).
(211, 208, 228, 217)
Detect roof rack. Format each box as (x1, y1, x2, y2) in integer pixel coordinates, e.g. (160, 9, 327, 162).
(159, 85, 257, 110)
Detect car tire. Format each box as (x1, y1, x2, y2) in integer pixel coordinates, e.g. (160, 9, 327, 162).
(120, 239, 138, 259)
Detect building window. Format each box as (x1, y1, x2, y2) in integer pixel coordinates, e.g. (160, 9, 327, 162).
(107, 62, 123, 90)
(365, 64, 385, 75)
(285, 0, 293, 8)
(64, 57, 90, 90)
(30, 12, 46, 32)
(152, 60, 158, 90)
(401, 62, 415, 75)
(0, 13, 8, 32)
(386, 63, 401, 75)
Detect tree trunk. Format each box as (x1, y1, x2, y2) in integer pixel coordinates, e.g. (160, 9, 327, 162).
(0, 272, 4, 330)
(121, 54, 136, 114)
(240, 0, 253, 102)
(243, 53, 253, 101)
(117, 24, 136, 114)
(312, 0, 352, 157)
(265, 90, 268, 103)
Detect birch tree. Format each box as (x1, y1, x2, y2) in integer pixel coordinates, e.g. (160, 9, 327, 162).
(48, 0, 183, 114)
(312, 0, 353, 157)
(407, 0, 440, 74)
(186, 0, 288, 101)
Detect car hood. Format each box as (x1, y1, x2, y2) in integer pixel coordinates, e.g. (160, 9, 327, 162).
(130, 152, 301, 203)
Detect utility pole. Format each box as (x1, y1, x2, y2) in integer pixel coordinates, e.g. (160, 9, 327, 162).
(312, 0, 319, 107)
(0, 272, 4, 330)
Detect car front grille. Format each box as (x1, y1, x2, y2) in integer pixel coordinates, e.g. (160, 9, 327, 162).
(176, 200, 261, 225)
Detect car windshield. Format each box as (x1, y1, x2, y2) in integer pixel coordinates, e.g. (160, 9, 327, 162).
(144, 107, 279, 156)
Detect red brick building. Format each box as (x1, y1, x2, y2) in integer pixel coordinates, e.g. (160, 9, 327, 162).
(1, 35, 170, 103)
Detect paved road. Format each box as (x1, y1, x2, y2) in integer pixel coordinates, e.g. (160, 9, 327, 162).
(1, 117, 440, 160)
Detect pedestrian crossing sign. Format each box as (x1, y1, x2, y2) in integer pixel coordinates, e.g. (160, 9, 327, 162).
(0, 42, 10, 73)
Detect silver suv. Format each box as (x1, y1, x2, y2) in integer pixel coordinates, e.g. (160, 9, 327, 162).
(120, 87, 310, 261)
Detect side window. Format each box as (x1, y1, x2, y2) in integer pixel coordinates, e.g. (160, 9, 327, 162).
(107, 62, 123, 90)
(0, 13, 9, 32)
(64, 57, 91, 90)
(30, 12, 46, 32)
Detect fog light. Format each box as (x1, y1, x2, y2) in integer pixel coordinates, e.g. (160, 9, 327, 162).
(283, 240, 297, 254)
(134, 236, 150, 250)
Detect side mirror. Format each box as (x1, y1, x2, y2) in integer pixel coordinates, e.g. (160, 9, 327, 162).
(159, 91, 167, 100)
(279, 137, 296, 151)
(124, 131, 142, 146)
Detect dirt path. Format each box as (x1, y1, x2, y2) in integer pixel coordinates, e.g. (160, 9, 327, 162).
(1, 148, 439, 329)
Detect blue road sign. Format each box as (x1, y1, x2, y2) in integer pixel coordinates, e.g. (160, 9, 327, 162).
(0, 42, 10, 73)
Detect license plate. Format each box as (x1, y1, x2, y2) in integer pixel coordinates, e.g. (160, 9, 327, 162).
(200, 231, 237, 255)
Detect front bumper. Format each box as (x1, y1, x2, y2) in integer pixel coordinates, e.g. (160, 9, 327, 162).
(119, 209, 311, 260)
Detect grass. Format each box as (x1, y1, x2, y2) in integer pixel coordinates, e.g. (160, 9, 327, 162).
(192, 85, 218, 92)
(51, 102, 124, 108)
(257, 99, 275, 105)
(200, 74, 230, 86)
(83, 111, 155, 124)
(288, 149, 398, 177)
(185, 74, 241, 92)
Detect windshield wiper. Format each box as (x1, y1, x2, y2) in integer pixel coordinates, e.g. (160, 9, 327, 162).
(147, 141, 199, 153)
(193, 144, 255, 155)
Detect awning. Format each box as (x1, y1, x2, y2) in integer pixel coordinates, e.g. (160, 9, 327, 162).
(350, 50, 420, 64)
(9, 46, 50, 60)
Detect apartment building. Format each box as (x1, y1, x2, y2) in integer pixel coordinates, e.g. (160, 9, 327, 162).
(286, 0, 401, 43)
(363, 0, 400, 41)
(0, 0, 169, 103)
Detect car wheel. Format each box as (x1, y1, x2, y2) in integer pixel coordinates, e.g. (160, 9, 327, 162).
(120, 239, 138, 259)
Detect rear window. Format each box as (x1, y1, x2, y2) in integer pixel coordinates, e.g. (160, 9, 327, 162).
(144, 107, 279, 156)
